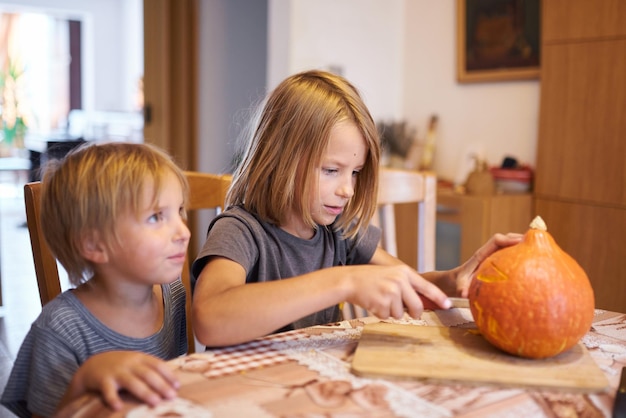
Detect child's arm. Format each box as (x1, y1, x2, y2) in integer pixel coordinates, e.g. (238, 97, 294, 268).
(56, 351, 180, 413)
(192, 255, 451, 346)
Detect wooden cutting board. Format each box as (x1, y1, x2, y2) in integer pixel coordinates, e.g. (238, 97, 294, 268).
(351, 322, 608, 393)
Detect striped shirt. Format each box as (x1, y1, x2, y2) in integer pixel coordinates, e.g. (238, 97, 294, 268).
(1, 280, 187, 418)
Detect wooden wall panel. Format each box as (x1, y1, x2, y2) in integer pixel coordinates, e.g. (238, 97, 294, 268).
(536, 1, 626, 315)
(542, 0, 626, 42)
(535, 198, 626, 312)
(143, 0, 198, 170)
(144, 0, 199, 257)
(536, 40, 626, 206)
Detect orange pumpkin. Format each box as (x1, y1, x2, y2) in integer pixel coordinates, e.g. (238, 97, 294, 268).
(468, 216, 595, 359)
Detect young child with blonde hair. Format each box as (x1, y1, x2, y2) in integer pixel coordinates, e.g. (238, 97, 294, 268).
(2, 142, 190, 417)
(191, 70, 521, 347)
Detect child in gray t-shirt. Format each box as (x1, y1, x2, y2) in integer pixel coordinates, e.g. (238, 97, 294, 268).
(191, 70, 522, 347)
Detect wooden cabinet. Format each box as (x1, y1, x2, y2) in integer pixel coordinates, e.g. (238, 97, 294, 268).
(534, 199, 626, 312)
(394, 191, 532, 271)
(436, 190, 533, 264)
(536, 0, 626, 311)
(536, 40, 626, 205)
(542, 0, 626, 41)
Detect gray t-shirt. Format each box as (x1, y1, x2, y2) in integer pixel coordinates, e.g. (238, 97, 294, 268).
(1, 280, 187, 418)
(192, 205, 381, 332)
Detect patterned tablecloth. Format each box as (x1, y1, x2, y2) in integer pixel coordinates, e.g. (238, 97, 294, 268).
(58, 308, 626, 418)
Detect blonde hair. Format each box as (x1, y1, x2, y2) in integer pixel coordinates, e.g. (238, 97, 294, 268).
(40, 142, 188, 286)
(227, 70, 381, 240)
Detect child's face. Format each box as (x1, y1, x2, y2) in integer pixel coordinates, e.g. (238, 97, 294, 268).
(105, 170, 190, 286)
(310, 120, 367, 227)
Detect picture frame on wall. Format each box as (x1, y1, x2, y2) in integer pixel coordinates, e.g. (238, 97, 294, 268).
(457, 0, 541, 83)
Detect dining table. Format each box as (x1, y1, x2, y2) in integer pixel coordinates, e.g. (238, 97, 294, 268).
(57, 306, 626, 418)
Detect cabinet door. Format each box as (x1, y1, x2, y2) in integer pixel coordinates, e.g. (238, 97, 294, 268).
(535, 198, 626, 312)
(543, 0, 626, 42)
(536, 40, 626, 206)
(434, 192, 532, 266)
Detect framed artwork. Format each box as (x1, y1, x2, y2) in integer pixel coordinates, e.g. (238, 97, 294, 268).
(457, 0, 541, 83)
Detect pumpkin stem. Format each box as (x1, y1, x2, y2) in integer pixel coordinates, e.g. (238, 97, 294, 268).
(529, 216, 547, 231)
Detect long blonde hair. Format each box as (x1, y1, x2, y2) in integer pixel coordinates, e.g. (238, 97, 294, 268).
(41, 142, 188, 286)
(227, 70, 381, 239)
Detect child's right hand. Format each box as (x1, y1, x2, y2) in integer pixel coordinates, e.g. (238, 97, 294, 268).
(344, 263, 451, 319)
(61, 351, 180, 412)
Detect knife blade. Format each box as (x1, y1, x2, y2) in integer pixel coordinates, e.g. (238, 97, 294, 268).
(419, 294, 469, 310)
(614, 366, 626, 418)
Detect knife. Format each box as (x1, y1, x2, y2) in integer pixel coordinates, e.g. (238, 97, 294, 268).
(614, 366, 626, 418)
(419, 295, 469, 310)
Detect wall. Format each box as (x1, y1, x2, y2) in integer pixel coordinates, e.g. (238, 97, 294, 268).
(195, 0, 268, 251)
(403, 0, 540, 183)
(120, 0, 143, 112)
(268, 0, 405, 119)
(0, 0, 142, 112)
(197, 0, 268, 175)
(269, 0, 540, 184)
(9, 0, 540, 185)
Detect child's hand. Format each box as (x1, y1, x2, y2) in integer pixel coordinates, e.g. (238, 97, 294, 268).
(454, 232, 523, 297)
(345, 264, 451, 319)
(63, 351, 180, 412)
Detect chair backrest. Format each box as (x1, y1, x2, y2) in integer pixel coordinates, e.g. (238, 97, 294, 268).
(375, 167, 436, 273)
(342, 167, 437, 319)
(179, 171, 232, 352)
(23, 171, 232, 354)
(24, 182, 62, 307)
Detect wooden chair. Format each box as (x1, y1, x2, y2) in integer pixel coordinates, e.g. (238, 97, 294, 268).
(180, 171, 232, 352)
(23, 171, 232, 354)
(24, 182, 62, 307)
(375, 167, 436, 273)
(342, 167, 437, 319)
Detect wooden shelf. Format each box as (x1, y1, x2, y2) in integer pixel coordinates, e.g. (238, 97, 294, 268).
(536, 0, 626, 312)
(436, 189, 533, 263)
(394, 190, 533, 270)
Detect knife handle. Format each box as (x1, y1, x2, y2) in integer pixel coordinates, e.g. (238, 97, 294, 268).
(614, 366, 626, 418)
(419, 294, 441, 310)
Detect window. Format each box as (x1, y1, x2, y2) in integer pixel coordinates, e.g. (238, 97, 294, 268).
(1, 11, 73, 145)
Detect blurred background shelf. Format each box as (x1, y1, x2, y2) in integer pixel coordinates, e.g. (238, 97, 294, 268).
(393, 188, 532, 272)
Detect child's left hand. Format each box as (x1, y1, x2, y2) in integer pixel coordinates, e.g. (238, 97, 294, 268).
(453, 232, 523, 297)
(61, 351, 180, 412)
